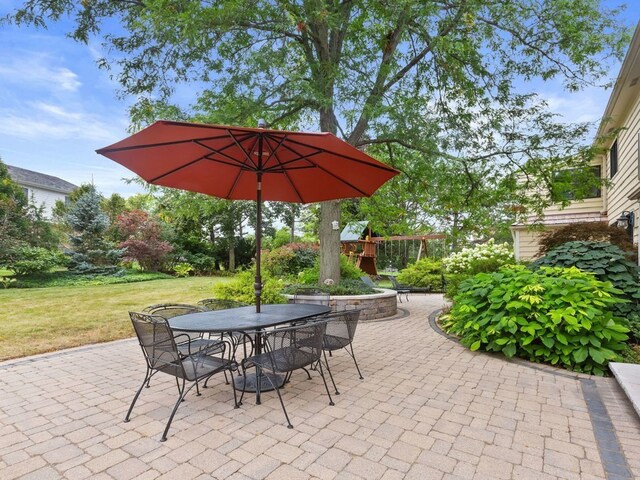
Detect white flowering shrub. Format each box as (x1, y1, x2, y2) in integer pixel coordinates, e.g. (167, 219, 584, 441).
(443, 239, 515, 274)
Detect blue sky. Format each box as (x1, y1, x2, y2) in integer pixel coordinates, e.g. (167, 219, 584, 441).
(0, 1, 638, 198)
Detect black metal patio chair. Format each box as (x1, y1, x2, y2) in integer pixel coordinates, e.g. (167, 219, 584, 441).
(319, 309, 364, 395)
(125, 311, 238, 442)
(360, 275, 378, 289)
(196, 298, 253, 362)
(142, 303, 223, 358)
(239, 319, 334, 429)
(386, 276, 411, 303)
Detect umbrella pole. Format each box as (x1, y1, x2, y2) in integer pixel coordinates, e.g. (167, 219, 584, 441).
(255, 173, 262, 313)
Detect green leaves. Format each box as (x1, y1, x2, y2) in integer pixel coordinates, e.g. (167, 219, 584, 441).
(531, 241, 640, 341)
(443, 265, 629, 375)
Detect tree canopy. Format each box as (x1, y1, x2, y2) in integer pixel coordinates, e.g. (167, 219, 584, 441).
(7, 0, 630, 279)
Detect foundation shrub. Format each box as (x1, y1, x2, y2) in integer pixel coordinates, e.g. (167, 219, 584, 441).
(531, 241, 640, 339)
(441, 265, 629, 375)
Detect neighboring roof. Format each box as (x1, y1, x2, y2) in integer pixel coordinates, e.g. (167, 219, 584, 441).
(512, 212, 609, 228)
(340, 221, 369, 242)
(6, 165, 77, 194)
(596, 21, 640, 146)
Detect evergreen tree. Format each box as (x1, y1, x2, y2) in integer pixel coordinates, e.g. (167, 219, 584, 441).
(66, 186, 122, 272)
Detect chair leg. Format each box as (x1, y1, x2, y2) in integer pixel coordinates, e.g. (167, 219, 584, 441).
(125, 367, 151, 422)
(226, 367, 240, 408)
(301, 366, 312, 380)
(264, 371, 293, 429)
(322, 350, 339, 395)
(161, 378, 196, 442)
(348, 344, 364, 380)
(316, 360, 335, 407)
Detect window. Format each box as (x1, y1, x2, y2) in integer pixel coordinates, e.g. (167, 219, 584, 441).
(22, 187, 29, 197)
(610, 139, 618, 178)
(552, 165, 602, 201)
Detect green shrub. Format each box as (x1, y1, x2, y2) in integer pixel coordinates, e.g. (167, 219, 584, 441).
(3, 247, 67, 276)
(531, 241, 640, 334)
(441, 265, 629, 375)
(173, 263, 194, 277)
(297, 255, 363, 284)
(397, 258, 444, 291)
(12, 269, 171, 288)
(263, 243, 319, 278)
(443, 273, 468, 299)
(212, 269, 286, 304)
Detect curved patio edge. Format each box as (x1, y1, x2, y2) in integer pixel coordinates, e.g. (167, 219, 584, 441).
(287, 288, 398, 321)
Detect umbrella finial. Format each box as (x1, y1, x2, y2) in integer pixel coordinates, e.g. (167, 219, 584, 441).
(257, 119, 266, 128)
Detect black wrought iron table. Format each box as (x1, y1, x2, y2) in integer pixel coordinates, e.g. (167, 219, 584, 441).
(168, 303, 331, 403)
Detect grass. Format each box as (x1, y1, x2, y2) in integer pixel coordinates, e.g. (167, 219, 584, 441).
(0, 276, 231, 362)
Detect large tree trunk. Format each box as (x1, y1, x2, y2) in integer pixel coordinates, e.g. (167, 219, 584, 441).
(318, 105, 341, 285)
(319, 200, 341, 285)
(228, 242, 235, 271)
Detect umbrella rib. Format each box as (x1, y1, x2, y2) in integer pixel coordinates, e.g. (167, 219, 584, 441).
(97, 132, 243, 154)
(261, 133, 290, 170)
(148, 154, 211, 183)
(264, 138, 306, 203)
(277, 141, 371, 197)
(193, 140, 250, 168)
(228, 130, 259, 170)
(285, 137, 398, 173)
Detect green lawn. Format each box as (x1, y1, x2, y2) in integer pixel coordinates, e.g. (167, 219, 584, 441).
(0, 276, 230, 361)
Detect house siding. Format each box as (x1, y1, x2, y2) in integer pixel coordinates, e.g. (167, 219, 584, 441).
(605, 91, 640, 242)
(512, 228, 545, 261)
(23, 186, 68, 219)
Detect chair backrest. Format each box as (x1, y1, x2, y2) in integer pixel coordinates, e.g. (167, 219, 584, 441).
(323, 309, 362, 343)
(292, 288, 330, 306)
(143, 303, 205, 319)
(197, 298, 249, 311)
(129, 311, 182, 376)
(387, 276, 401, 288)
(360, 276, 376, 288)
(262, 320, 328, 372)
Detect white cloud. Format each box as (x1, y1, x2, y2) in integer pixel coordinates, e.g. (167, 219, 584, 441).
(0, 56, 82, 92)
(0, 105, 126, 143)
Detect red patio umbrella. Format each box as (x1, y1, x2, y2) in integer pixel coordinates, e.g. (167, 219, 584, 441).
(97, 120, 399, 311)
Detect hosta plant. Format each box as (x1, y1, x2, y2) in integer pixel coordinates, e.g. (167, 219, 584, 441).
(441, 265, 629, 375)
(531, 241, 640, 336)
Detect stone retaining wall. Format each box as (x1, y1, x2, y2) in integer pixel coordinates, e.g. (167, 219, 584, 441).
(287, 288, 397, 321)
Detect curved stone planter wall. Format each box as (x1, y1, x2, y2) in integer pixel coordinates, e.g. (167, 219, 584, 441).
(287, 288, 397, 321)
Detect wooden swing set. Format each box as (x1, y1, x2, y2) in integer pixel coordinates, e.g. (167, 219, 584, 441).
(340, 223, 446, 275)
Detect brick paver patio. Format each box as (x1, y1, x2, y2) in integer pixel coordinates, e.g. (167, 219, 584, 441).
(2, 294, 640, 479)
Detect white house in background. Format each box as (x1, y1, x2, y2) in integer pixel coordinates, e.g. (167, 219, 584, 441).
(6, 165, 77, 219)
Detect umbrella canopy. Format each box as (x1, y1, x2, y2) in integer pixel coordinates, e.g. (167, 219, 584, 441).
(97, 120, 400, 311)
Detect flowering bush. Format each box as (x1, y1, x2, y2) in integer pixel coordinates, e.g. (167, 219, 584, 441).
(443, 239, 514, 274)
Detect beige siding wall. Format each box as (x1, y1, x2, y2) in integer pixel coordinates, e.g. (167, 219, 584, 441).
(605, 93, 640, 243)
(514, 228, 546, 261)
